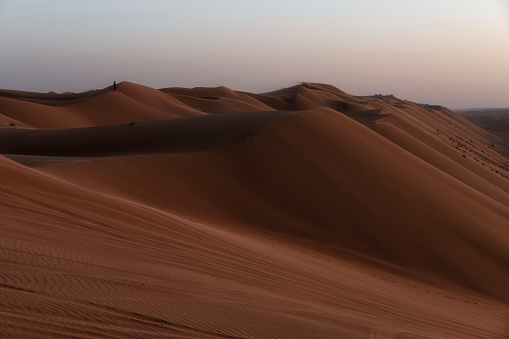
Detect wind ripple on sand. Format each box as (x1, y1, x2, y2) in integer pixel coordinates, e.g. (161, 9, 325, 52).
(1, 82, 509, 338)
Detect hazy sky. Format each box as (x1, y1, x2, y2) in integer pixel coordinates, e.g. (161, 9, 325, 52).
(1, 0, 508, 108)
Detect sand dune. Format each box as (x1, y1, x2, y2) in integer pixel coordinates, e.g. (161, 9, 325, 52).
(0, 110, 294, 159)
(1, 82, 509, 338)
(0, 87, 110, 106)
(459, 109, 509, 160)
(0, 82, 202, 128)
(161, 86, 274, 111)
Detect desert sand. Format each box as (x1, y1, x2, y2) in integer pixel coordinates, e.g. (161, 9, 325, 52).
(0, 82, 508, 338)
(457, 109, 509, 161)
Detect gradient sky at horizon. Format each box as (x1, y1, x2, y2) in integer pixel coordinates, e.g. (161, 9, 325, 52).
(0, 0, 508, 108)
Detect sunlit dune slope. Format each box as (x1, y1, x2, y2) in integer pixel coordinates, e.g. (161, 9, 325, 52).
(0, 82, 202, 128)
(1, 82, 509, 338)
(161, 86, 275, 111)
(2, 150, 506, 338)
(460, 109, 509, 160)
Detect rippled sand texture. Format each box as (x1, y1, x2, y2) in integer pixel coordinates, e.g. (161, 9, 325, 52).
(1, 82, 508, 338)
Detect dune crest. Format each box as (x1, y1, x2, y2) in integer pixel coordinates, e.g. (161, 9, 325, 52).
(1, 82, 509, 338)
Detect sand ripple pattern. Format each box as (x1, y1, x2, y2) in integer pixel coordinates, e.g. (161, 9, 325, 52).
(0, 83, 509, 338)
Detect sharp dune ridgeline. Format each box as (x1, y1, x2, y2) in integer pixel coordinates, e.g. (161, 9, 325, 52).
(1, 81, 509, 338)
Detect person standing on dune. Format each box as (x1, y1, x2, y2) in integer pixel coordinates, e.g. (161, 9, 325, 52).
(113, 81, 117, 90)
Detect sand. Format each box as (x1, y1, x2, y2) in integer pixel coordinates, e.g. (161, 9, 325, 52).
(0, 82, 508, 338)
(459, 109, 509, 160)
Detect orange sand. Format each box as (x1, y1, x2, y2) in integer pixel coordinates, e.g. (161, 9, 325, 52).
(0, 82, 508, 338)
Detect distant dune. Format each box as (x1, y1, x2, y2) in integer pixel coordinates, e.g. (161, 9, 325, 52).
(457, 108, 509, 164)
(455, 108, 509, 116)
(1, 82, 508, 338)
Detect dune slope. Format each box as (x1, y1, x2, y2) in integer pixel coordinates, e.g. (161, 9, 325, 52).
(1, 82, 509, 338)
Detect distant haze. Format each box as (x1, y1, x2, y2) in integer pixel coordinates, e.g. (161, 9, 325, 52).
(1, 0, 508, 109)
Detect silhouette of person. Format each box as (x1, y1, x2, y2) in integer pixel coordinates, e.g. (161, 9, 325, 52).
(113, 81, 117, 90)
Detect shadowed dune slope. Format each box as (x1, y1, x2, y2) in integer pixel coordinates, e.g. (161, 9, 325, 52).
(0, 111, 294, 158)
(1, 82, 509, 338)
(44, 108, 509, 302)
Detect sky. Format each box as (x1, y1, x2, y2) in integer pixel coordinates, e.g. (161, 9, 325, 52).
(0, 0, 508, 108)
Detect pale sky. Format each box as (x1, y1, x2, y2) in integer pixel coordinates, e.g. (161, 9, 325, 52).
(1, 0, 508, 108)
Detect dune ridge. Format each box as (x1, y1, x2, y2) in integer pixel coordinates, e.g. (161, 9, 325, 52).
(1, 82, 509, 338)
